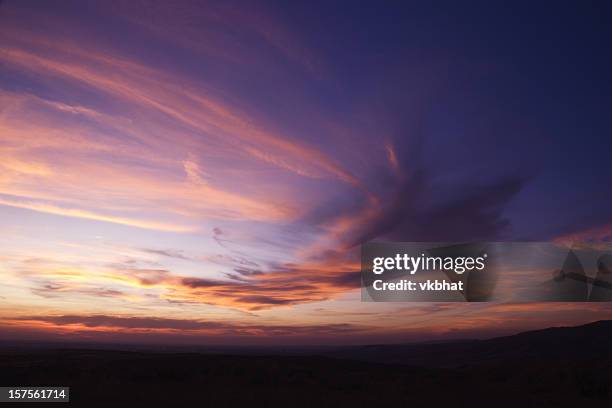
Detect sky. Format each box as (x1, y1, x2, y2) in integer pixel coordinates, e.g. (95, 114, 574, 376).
(0, 0, 611, 345)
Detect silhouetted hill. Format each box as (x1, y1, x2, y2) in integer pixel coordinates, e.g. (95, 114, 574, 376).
(1, 321, 611, 407)
(330, 320, 612, 367)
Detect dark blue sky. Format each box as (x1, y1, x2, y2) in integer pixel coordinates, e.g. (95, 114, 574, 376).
(276, 0, 612, 240)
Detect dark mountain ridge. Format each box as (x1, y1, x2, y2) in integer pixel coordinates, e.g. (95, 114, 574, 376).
(330, 320, 612, 367)
(1, 320, 612, 406)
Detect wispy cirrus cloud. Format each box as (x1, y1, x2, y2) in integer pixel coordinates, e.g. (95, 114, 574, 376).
(3, 0, 611, 345)
(0, 14, 372, 234)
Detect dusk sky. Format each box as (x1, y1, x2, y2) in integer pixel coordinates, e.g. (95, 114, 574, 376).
(1, 0, 611, 345)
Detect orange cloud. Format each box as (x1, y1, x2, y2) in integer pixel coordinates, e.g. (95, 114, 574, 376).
(0, 35, 360, 187)
(0, 27, 372, 231)
(0, 315, 367, 341)
(0, 197, 194, 233)
(554, 223, 612, 246)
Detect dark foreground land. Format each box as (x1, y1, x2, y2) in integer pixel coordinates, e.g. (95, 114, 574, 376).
(2, 321, 612, 407)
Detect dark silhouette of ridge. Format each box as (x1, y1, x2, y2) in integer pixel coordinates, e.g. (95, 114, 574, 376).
(330, 320, 612, 367)
(1, 320, 612, 407)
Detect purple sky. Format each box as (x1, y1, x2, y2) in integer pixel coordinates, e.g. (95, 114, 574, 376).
(0, 0, 611, 345)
